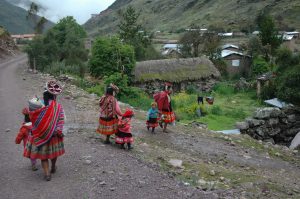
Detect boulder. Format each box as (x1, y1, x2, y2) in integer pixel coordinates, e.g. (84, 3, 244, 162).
(236, 122, 249, 130)
(267, 128, 281, 136)
(168, 159, 183, 168)
(253, 107, 281, 119)
(289, 132, 300, 150)
(246, 118, 265, 127)
(267, 118, 279, 126)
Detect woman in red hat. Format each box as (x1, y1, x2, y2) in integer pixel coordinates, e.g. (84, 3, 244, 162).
(115, 108, 134, 150)
(97, 84, 123, 144)
(154, 82, 175, 133)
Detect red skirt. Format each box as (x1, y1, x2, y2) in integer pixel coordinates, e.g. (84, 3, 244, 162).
(146, 118, 159, 128)
(97, 117, 119, 135)
(115, 131, 134, 144)
(24, 135, 65, 160)
(162, 111, 175, 123)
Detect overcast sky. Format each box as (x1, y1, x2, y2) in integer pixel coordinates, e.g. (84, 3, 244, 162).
(15, 0, 116, 24)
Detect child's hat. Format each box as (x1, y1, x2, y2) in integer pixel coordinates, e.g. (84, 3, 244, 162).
(28, 97, 44, 111)
(123, 108, 134, 117)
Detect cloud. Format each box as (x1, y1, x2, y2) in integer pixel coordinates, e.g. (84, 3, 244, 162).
(14, 0, 115, 24)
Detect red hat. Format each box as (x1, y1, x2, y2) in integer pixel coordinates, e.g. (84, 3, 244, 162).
(22, 107, 29, 115)
(164, 82, 172, 86)
(123, 108, 134, 117)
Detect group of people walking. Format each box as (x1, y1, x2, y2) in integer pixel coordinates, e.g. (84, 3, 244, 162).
(15, 81, 175, 181)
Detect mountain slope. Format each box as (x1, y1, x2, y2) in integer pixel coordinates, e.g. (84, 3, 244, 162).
(84, 0, 300, 37)
(0, 0, 54, 34)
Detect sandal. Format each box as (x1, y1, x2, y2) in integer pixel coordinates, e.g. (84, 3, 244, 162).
(45, 174, 51, 181)
(32, 165, 38, 171)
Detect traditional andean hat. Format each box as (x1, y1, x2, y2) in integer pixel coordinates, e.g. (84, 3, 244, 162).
(46, 80, 63, 95)
(123, 108, 134, 117)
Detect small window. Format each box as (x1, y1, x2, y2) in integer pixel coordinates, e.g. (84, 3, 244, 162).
(232, 60, 240, 67)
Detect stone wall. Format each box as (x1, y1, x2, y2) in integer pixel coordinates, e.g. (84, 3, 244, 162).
(135, 78, 218, 94)
(236, 106, 300, 146)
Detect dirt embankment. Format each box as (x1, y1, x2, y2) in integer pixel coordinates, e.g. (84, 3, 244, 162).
(0, 27, 18, 60)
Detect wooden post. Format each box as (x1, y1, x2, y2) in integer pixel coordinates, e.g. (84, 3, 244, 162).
(33, 57, 37, 73)
(257, 80, 261, 96)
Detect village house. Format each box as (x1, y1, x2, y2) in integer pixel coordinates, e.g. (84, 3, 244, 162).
(222, 44, 239, 52)
(161, 43, 181, 58)
(134, 57, 221, 93)
(11, 34, 36, 44)
(221, 49, 251, 76)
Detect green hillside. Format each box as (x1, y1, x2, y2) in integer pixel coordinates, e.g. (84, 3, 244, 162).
(84, 0, 300, 37)
(0, 0, 54, 34)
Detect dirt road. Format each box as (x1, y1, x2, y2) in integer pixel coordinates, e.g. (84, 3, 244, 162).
(0, 55, 216, 198)
(1, 54, 299, 199)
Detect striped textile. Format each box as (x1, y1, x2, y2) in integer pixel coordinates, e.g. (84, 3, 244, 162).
(24, 135, 64, 160)
(96, 117, 119, 135)
(162, 111, 175, 123)
(24, 102, 65, 160)
(30, 101, 60, 147)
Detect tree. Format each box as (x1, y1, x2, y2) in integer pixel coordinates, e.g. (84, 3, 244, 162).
(256, 13, 282, 54)
(26, 2, 47, 34)
(179, 25, 203, 57)
(247, 36, 263, 57)
(25, 16, 88, 72)
(202, 33, 221, 59)
(118, 6, 151, 61)
(251, 56, 270, 76)
(89, 37, 135, 80)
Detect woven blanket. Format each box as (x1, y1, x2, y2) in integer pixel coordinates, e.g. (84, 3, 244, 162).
(30, 101, 60, 147)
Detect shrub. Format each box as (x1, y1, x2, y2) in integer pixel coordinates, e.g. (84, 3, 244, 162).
(251, 56, 270, 76)
(186, 84, 198, 94)
(276, 66, 300, 105)
(260, 83, 277, 100)
(210, 105, 222, 115)
(213, 83, 235, 95)
(86, 84, 105, 96)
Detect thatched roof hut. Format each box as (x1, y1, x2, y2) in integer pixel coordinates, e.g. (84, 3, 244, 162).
(134, 57, 220, 83)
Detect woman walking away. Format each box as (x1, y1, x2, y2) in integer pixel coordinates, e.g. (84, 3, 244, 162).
(97, 84, 123, 144)
(24, 81, 65, 181)
(115, 108, 134, 150)
(146, 102, 160, 133)
(15, 107, 37, 171)
(154, 82, 175, 133)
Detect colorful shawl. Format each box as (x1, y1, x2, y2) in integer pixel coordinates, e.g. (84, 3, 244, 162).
(30, 100, 61, 147)
(99, 95, 116, 118)
(147, 108, 159, 120)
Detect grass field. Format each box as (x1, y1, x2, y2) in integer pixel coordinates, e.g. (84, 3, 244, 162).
(172, 82, 262, 130)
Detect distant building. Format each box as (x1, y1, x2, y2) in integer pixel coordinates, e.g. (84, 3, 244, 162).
(221, 49, 251, 76)
(11, 34, 36, 44)
(218, 32, 233, 37)
(161, 44, 181, 58)
(222, 44, 239, 52)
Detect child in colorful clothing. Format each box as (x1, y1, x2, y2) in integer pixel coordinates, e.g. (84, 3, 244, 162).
(146, 102, 160, 133)
(115, 108, 134, 150)
(15, 108, 38, 171)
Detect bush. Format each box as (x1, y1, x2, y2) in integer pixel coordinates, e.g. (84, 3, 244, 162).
(276, 66, 300, 105)
(89, 37, 135, 79)
(260, 83, 277, 100)
(251, 56, 270, 76)
(186, 84, 198, 94)
(210, 105, 222, 115)
(86, 84, 105, 96)
(213, 83, 235, 95)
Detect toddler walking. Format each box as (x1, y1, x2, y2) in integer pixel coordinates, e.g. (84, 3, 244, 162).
(15, 108, 38, 171)
(146, 102, 160, 133)
(115, 108, 134, 150)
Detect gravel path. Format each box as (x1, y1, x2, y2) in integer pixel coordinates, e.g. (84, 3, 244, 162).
(0, 54, 216, 199)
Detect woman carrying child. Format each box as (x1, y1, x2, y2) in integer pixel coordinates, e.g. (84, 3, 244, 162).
(146, 102, 160, 133)
(24, 81, 65, 181)
(15, 107, 37, 171)
(115, 108, 134, 150)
